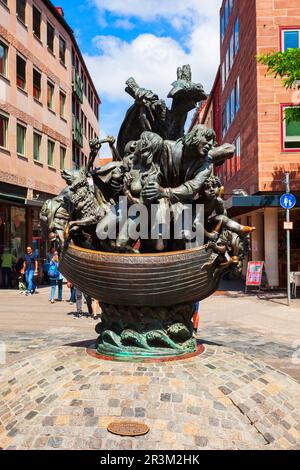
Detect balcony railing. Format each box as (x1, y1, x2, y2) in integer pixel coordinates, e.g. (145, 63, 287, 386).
(72, 115, 83, 148)
(72, 67, 83, 103)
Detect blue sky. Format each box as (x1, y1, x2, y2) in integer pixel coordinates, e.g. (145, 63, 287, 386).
(58, 0, 221, 144)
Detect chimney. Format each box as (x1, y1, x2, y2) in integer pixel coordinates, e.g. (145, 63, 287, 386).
(56, 7, 64, 16)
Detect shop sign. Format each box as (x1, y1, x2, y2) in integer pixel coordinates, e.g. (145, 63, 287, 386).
(246, 261, 264, 287)
(284, 221, 293, 230)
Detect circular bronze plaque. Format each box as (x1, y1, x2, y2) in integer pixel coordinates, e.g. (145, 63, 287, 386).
(107, 421, 150, 437)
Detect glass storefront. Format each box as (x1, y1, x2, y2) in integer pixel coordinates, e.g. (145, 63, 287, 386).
(278, 208, 300, 285)
(0, 203, 26, 257)
(0, 205, 10, 253)
(10, 206, 26, 257)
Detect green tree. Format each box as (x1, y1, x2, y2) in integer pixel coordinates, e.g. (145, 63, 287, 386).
(257, 48, 300, 121)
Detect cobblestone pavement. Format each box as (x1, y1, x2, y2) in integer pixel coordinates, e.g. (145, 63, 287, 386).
(1, 288, 300, 450)
(0, 325, 299, 381)
(1, 343, 300, 450)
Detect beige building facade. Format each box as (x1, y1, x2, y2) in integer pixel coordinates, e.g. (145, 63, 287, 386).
(0, 0, 100, 260)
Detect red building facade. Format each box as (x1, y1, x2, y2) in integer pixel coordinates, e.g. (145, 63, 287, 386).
(192, 0, 300, 287)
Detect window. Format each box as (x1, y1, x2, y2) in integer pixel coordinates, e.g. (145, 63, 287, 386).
(282, 106, 300, 151)
(48, 139, 55, 166)
(234, 18, 239, 54)
(230, 88, 235, 123)
(229, 0, 233, 15)
(47, 81, 54, 109)
(282, 29, 300, 51)
(221, 14, 225, 42)
(47, 22, 55, 53)
(32, 5, 41, 39)
(0, 40, 8, 77)
(226, 98, 230, 130)
(235, 135, 241, 172)
(225, 0, 229, 28)
(16, 0, 26, 24)
(229, 34, 234, 69)
(0, 113, 8, 148)
(226, 49, 229, 80)
(33, 68, 41, 100)
(60, 146, 66, 170)
(72, 143, 80, 169)
(59, 91, 66, 118)
(33, 131, 41, 161)
(16, 55, 26, 90)
(235, 77, 240, 113)
(17, 123, 26, 155)
(83, 74, 87, 96)
(84, 115, 87, 137)
(59, 36, 66, 64)
(221, 62, 225, 90)
(222, 106, 227, 137)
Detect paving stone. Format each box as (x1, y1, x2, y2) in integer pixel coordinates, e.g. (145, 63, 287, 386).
(1, 313, 300, 451)
(48, 437, 63, 448)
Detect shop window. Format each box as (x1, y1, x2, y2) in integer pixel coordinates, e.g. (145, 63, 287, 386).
(16, 54, 26, 90)
(16, 123, 26, 155)
(32, 5, 41, 39)
(47, 22, 55, 53)
(16, 0, 26, 24)
(33, 131, 41, 161)
(0, 207, 10, 254)
(11, 206, 26, 258)
(47, 81, 54, 110)
(60, 146, 66, 170)
(0, 40, 8, 78)
(33, 68, 41, 100)
(0, 113, 8, 148)
(59, 36, 66, 65)
(48, 139, 55, 166)
(282, 105, 300, 151)
(282, 29, 300, 52)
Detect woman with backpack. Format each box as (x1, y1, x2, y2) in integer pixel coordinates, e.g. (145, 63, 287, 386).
(48, 252, 63, 304)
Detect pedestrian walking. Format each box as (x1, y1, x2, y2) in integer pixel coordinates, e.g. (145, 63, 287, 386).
(73, 291, 93, 319)
(48, 252, 63, 303)
(192, 301, 200, 335)
(0, 247, 16, 289)
(22, 246, 38, 295)
(18, 272, 26, 294)
(67, 281, 76, 305)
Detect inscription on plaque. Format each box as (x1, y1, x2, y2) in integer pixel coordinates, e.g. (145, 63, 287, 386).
(107, 421, 150, 437)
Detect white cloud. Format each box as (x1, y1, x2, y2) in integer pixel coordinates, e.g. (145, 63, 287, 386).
(92, 0, 218, 25)
(114, 19, 135, 31)
(85, 0, 221, 135)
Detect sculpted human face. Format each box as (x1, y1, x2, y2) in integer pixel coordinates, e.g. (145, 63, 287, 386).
(196, 134, 214, 157)
(135, 138, 152, 166)
(204, 181, 219, 201)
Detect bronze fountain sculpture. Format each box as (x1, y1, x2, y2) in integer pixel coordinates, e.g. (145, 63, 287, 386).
(41, 65, 255, 360)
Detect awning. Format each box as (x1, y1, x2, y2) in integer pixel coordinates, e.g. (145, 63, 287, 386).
(0, 193, 26, 204)
(225, 194, 300, 216)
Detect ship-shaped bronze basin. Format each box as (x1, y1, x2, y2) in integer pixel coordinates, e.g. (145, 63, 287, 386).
(60, 243, 232, 359)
